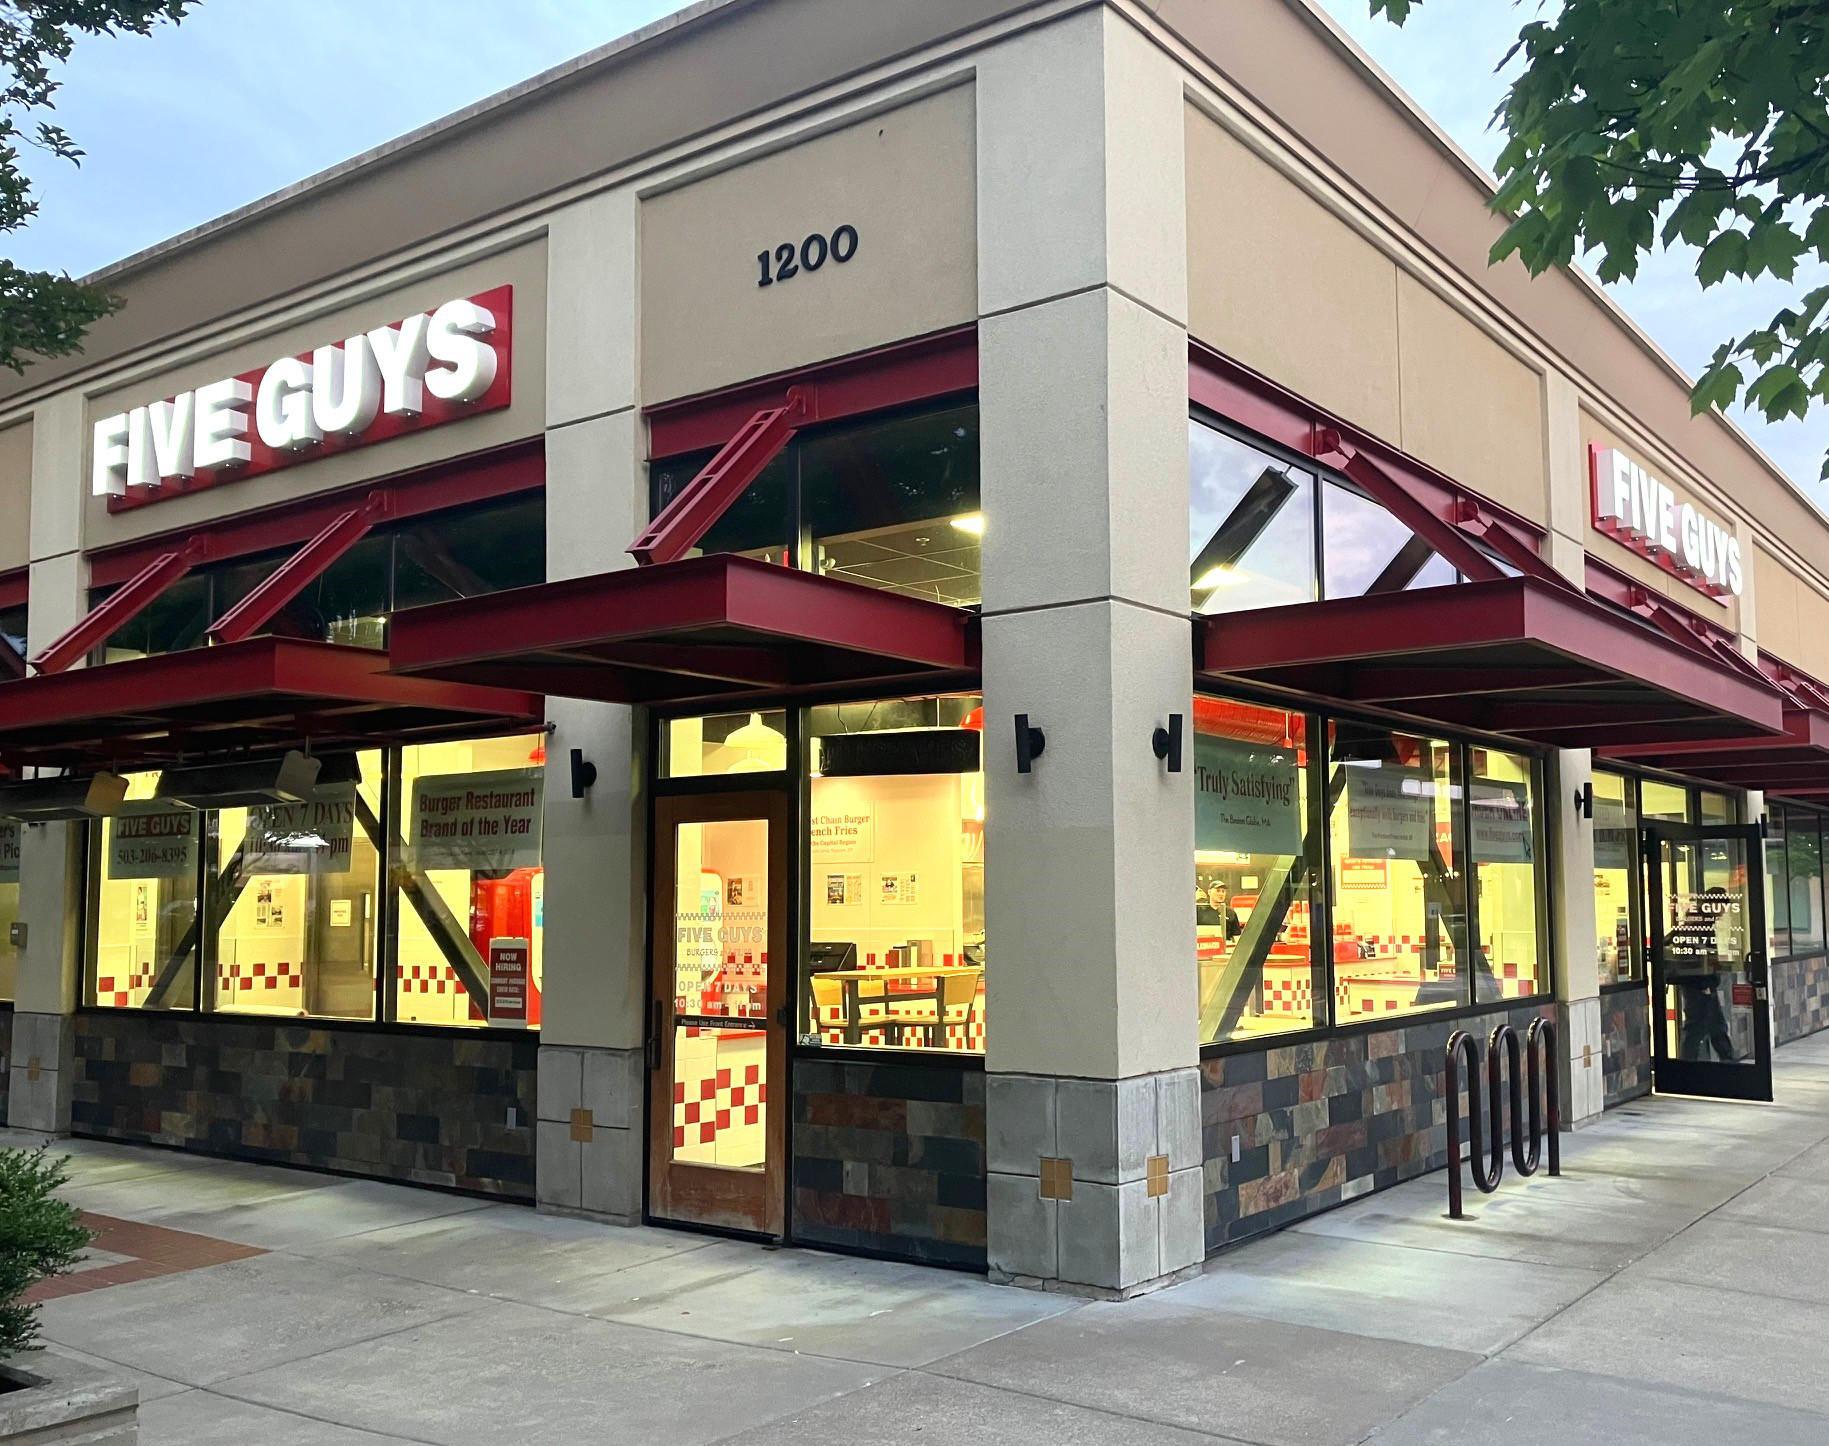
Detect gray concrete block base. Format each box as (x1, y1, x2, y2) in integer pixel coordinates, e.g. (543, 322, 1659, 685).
(535, 1043, 643, 1223)
(987, 1067, 1202, 1296)
(7, 1011, 73, 1137)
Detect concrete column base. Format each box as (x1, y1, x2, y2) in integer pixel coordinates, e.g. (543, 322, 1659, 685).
(987, 1067, 1203, 1297)
(534, 1044, 644, 1223)
(1563, 995, 1604, 1128)
(7, 1012, 73, 1136)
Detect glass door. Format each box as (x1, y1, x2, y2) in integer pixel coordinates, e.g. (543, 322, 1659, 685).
(648, 791, 789, 1236)
(1642, 822, 1772, 1102)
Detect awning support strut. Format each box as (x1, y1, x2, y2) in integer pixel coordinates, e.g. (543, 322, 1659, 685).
(32, 537, 206, 675)
(207, 494, 389, 646)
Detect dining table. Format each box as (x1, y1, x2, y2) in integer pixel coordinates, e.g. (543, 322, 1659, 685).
(816, 964, 983, 1045)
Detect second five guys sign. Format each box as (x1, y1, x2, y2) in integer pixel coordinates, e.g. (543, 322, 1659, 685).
(92, 285, 512, 511)
(1590, 443, 1743, 603)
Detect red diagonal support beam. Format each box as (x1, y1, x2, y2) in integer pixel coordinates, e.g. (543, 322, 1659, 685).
(629, 388, 807, 566)
(32, 538, 205, 675)
(1314, 432, 1507, 585)
(207, 494, 388, 646)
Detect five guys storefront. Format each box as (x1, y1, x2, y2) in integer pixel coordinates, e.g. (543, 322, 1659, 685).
(3, 0, 1829, 1299)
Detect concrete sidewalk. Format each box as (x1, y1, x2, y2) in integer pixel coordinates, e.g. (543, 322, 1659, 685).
(22, 1032, 1829, 1444)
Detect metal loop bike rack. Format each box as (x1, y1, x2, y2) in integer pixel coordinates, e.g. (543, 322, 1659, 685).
(1445, 1014, 1561, 1220)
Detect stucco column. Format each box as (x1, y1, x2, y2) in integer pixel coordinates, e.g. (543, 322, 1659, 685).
(10, 393, 88, 1134)
(1540, 372, 1603, 1123)
(975, 10, 1201, 1296)
(531, 188, 650, 1221)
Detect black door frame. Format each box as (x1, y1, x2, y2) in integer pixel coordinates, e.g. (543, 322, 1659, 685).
(1641, 819, 1773, 1102)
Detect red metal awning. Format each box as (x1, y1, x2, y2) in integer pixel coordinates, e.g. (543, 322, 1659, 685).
(0, 637, 541, 771)
(1598, 664, 1829, 798)
(1197, 575, 1786, 749)
(387, 554, 979, 707)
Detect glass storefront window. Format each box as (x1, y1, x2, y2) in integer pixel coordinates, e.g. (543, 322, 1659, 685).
(1194, 697, 1320, 1044)
(1594, 770, 1643, 984)
(90, 496, 545, 664)
(663, 711, 790, 779)
(650, 449, 793, 567)
(207, 753, 382, 1020)
(1469, 748, 1544, 1002)
(1640, 779, 1691, 823)
(1327, 722, 1468, 1020)
(1788, 810, 1825, 955)
(0, 604, 24, 665)
(89, 772, 200, 1010)
(1321, 481, 1456, 598)
(803, 695, 984, 1055)
(1698, 790, 1738, 826)
(1768, 807, 1792, 959)
(392, 496, 547, 613)
(99, 574, 212, 664)
(1189, 420, 1315, 615)
(397, 734, 548, 1028)
(803, 405, 982, 608)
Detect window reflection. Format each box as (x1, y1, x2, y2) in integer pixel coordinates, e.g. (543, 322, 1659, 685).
(1322, 481, 1456, 597)
(1327, 723, 1468, 1020)
(1189, 421, 1315, 614)
(1469, 747, 1544, 1002)
(1193, 697, 1319, 1044)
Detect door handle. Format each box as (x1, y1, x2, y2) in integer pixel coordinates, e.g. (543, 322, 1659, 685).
(646, 999, 662, 1072)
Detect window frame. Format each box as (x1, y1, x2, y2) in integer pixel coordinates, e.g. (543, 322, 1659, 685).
(79, 730, 546, 1038)
(1198, 686, 1553, 1058)
(646, 696, 987, 1070)
(1769, 800, 1829, 967)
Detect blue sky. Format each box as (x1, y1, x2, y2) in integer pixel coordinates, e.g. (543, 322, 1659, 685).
(11, 0, 1828, 498)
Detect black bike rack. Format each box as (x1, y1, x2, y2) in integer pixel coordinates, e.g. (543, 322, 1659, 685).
(1445, 1015, 1561, 1219)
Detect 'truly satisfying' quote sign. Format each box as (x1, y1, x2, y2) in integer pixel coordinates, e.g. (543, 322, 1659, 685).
(1194, 735, 1301, 856)
(1590, 444, 1743, 603)
(91, 286, 512, 512)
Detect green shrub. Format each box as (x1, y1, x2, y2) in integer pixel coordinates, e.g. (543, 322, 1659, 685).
(0, 1150, 91, 1360)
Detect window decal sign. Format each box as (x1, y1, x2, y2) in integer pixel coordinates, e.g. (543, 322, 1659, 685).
(1344, 767, 1435, 861)
(243, 793, 357, 876)
(0, 819, 18, 885)
(1593, 791, 1635, 871)
(92, 285, 512, 514)
(488, 937, 531, 1024)
(409, 766, 543, 871)
(108, 804, 199, 880)
(1470, 779, 1533, 863)
(1195, 735, 1302, 856)
(1590, 444, 1743, 603)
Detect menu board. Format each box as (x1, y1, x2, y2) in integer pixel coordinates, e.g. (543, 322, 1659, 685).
(1470, 779, 1533, 863)
(243, 791, 357, 875)
(108, 804, 199, 881)
(1195, 735, 1301, 856)
(0, 820, 18, 885)
(1344, 767, 1434, 861)
(410, 768, 543, 870)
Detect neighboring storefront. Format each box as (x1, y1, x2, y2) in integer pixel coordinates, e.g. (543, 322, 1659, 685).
(3, 0, 1829, 1298)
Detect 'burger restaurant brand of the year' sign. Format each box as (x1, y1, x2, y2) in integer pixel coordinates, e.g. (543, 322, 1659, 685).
(90, 286, 512, 510)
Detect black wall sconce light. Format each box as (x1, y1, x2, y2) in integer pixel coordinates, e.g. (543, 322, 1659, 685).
(1014, 714, 1047, 774)
(570, 747, 599, 800)
(1152, 713, 1184, 773)
(1573, 779, 1593, 820)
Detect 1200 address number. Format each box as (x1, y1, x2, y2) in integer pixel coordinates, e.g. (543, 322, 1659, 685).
(757, 225, 860, 287)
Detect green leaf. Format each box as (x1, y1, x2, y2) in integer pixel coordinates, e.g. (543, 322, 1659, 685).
(1696, 230, 1749, 287)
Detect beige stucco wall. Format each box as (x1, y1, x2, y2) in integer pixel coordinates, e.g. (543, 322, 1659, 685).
(1186, 103, 1400, 443)
(1185, 106, 1549, 525)
(0, 420, 31, 574)
(640, 83, 978, 405)
(80, 240, 547, 552)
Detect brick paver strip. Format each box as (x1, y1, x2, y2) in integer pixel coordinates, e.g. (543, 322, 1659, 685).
(25, 1213, 265, 1303)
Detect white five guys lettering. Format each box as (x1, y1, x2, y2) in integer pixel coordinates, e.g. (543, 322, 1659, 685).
(91, 296, 501, 498)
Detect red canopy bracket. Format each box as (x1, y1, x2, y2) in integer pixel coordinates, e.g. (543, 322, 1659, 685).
(1314, 430, 1582, 594)
(31, 536, 208, 676)
(630, 388, 808, 567)
(207, 492, 391, 647)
